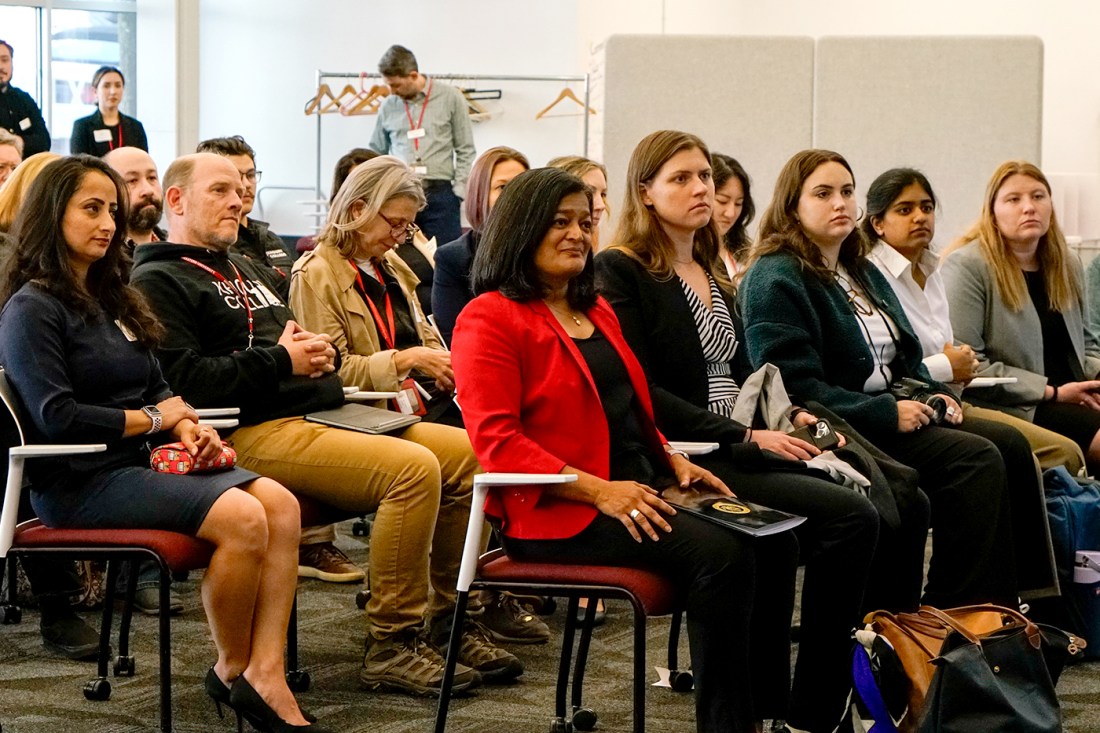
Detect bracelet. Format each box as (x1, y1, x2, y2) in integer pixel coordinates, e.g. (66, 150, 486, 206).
(1050, 384, 1059, 403)
(744, 427, 753, 443)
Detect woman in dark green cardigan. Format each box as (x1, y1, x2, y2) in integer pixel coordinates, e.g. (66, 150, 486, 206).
(740, 149, 1018, 610)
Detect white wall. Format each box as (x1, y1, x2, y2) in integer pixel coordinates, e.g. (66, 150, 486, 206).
(197, 0, 582, 235)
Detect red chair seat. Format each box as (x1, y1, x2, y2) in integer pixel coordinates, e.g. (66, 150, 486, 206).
(14, 520, 214, 572)
(479, 556, 678, 616)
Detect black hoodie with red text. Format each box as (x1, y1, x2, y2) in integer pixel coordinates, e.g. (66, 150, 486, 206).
(130, 242, 344, 425)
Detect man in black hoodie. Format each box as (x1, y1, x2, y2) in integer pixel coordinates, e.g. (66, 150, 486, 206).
(130, 153, 518, 696)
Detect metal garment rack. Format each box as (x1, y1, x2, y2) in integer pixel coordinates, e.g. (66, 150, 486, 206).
(310, 70, 591, 200)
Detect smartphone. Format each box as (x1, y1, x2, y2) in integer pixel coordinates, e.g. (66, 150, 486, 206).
(789, 418, 841, 451)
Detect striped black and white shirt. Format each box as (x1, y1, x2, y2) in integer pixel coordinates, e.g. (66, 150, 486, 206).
(679, 276, 740, 418)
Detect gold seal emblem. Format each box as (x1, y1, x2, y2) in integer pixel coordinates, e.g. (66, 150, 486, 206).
(713, 501, 750, 515)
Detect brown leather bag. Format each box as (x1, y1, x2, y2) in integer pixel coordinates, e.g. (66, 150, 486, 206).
(861, 604, 1082, 732)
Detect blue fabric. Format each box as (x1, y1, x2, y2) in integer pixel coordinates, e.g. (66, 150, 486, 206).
(851, 642, 899, 733)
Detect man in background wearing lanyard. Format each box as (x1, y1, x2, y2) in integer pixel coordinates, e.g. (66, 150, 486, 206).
(369, 45, 475, 245)
(0, 40, 49, 157)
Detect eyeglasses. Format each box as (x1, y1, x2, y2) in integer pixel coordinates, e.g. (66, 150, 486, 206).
(241, 169, 262, 184)
(378, 211, 420, 241)
(843, 287, 873, 317)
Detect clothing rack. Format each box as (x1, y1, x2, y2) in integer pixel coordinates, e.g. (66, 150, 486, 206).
(310, 70, 591, 200)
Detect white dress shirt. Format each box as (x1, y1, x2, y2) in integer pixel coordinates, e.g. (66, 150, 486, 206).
(867, 241, 954, 382)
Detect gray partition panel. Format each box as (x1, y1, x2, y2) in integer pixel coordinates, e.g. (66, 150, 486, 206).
(814, 36, 1043, 248)
(594, 35, 815, 236)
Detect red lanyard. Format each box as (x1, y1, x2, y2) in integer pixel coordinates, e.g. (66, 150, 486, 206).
(106, 120, 123, 151)
(350, 260, 396, 350)
(182, 256, 254, 350)
(402, 78, 433, 154)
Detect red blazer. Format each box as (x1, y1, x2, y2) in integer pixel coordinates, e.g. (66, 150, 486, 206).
(452, 291, 670, 540)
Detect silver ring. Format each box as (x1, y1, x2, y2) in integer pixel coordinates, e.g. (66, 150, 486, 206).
(629, 508, 641, 520)
(945, 407, 956, 417)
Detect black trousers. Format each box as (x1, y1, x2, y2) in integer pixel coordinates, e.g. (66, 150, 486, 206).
(875, 424, 1018, 608)
(504, 511, 798, 733)
(954, 416, 1053, 596)
(697, 454, 880, 733)
(416, 180, 463, 245)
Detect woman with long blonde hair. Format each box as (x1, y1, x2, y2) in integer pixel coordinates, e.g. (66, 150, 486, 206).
(0, 151, 62, 233)
(941, 160, 1100, 471)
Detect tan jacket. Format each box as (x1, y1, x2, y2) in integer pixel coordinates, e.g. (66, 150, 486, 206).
(290, 242, 442, 392)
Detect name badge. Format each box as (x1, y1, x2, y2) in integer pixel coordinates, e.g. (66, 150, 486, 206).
(412, 165, 428, 176)
(93, 128, 113, 143)
(18, 117, 31, 131)
(406, 128, 426, 140)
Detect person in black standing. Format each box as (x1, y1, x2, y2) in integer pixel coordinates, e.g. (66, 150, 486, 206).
(70, 66, 147, 157)
(0, 40, 49, 157)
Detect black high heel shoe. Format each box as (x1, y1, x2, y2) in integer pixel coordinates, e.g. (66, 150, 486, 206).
(229, 675, 332, 733)
(205, 667, 234, 721)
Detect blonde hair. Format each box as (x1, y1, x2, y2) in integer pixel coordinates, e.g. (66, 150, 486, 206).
(609, 129, 731, 293)
(316, 156, 425, 258)
(547, 155, 611, 219)
(945, 160, 1076, 312)
(0, 152, 62, 232)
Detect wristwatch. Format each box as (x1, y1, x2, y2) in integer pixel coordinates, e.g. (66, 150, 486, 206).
(664, 446, 689, 460)
(141, 405, 163, 434)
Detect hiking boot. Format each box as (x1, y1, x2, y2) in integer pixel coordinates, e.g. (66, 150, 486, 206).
(477, 591, 550, 644)
(297, 542, 365, 583)
(360, 630, 481, 696)
(431, 613, 524, 683)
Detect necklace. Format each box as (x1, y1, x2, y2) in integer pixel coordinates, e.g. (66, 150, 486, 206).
(546, 302, 582, 326)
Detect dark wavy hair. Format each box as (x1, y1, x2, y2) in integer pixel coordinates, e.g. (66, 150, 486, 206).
(0, 155, 163, 347)
(711, 153, 755, 261)
(472, 167, 595, 310)
(747, 148, 869, 283)
(861, 167, 937, 241)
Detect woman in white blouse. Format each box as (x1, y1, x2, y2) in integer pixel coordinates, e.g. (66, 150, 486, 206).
(864, 167, 1066, 595)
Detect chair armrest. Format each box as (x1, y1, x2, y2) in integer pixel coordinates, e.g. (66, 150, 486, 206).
(342, 386, 359, 394)
(10, 443, 107, 457)
(198, 419, 239, 429)
(345, 391, 400, 402)
(457, 472, 577, 592)
(667, 441, 720, 456)
(194, 407, 240, 418)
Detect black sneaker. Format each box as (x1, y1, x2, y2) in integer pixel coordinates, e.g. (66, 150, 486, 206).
(40, 608, 100, 660)
(477, 591, 550, 644)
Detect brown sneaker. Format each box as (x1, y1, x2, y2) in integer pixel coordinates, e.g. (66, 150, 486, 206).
(477, 591, 551, 644)
(297, 542, 365, 583)
(361, 630, 481, 696)
(431, 613, 524, 683)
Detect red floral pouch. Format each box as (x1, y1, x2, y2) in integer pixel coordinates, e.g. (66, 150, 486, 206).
(150, 442, 237, 474)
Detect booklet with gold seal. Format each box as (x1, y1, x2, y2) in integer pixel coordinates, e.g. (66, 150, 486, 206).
(660, 486, 806, 537)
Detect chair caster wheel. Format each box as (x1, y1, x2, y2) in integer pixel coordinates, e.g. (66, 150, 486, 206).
(355, 589, 370, 610)
(548, 719, 572, 733)
(83, 678, 112, 701)
(669, 669, 694, 692)
(286, 669, 311, 692)
(113, 655, 135, 677)
(0, 605, 21, 624)
(352, 519, 371, 537)
(571, 707, 598, 730)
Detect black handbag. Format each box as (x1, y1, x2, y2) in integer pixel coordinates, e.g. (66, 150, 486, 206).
(916, 607, 1062, 733)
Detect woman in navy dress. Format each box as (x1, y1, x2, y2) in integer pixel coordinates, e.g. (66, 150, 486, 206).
(0, 155, 328, 733)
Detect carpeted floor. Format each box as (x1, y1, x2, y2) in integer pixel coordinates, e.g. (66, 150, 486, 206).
(2, 521, 1099, 733)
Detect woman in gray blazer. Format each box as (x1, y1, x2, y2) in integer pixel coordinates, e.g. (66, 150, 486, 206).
(941, 160, 1100, 472)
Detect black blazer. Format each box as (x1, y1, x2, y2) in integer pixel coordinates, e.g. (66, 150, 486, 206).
(70, 109, 148, 157)
(595, 248, 755, 447)
(431, 229, 479, 346)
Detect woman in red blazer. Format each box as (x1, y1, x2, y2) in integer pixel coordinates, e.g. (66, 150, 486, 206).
(452, 167, 798, 733)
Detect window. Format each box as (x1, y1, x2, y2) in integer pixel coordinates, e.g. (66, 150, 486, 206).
(0, 2, 136, 154)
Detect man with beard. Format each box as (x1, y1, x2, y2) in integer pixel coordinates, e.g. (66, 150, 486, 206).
(104, 146, 166, 254)
(0, 40, 49, 157)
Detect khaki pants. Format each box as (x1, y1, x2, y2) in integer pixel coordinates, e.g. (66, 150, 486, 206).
(228, 418, 478, 639)
(964, 403, 1086, 476)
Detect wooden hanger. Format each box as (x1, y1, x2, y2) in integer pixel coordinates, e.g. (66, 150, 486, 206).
(323, 84, 358, 113)
(304, 83, 337, 115)
(341, 75, 391, 116)
(535, 87, 595, 119)
(461, 88, 491, 122)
